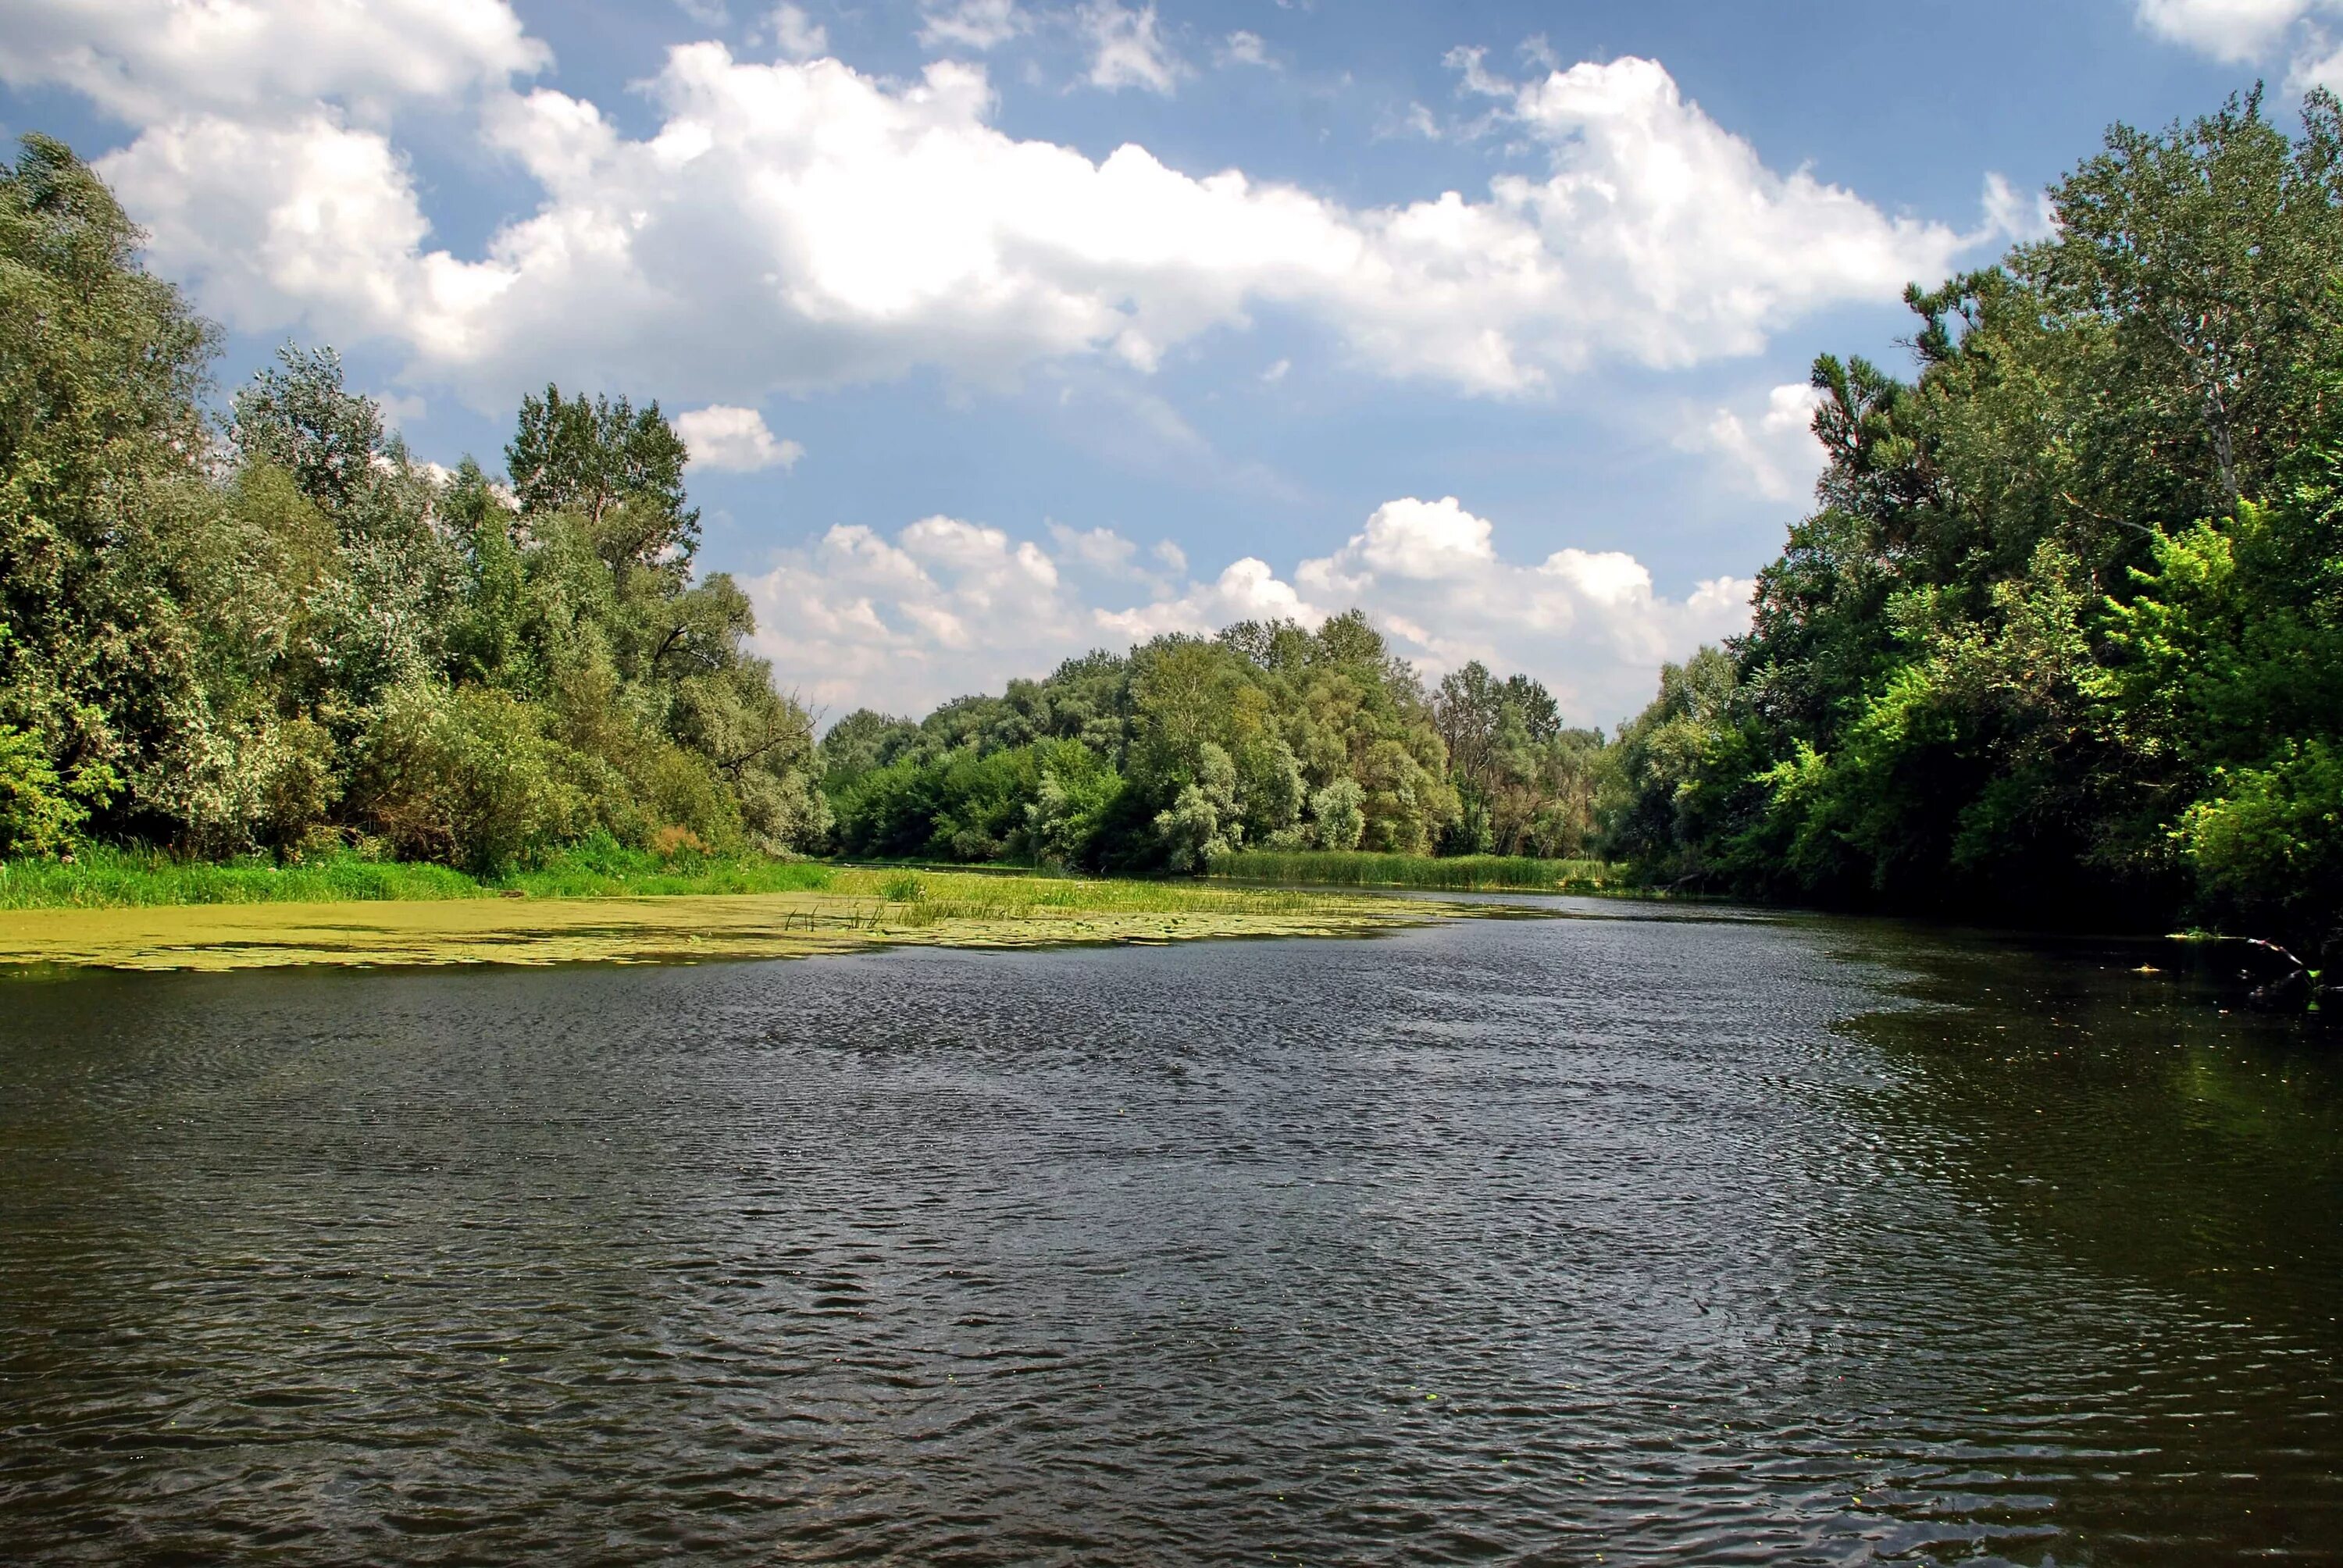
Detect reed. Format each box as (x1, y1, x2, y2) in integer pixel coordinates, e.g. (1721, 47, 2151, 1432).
(1207, 849, 1619, 893)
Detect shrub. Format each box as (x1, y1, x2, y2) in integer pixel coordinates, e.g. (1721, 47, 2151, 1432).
(1309, 779, 1366, 852)
(648, 824, 710, 861)
(355, 682, 580, 872)
(0, 722, 84, 856)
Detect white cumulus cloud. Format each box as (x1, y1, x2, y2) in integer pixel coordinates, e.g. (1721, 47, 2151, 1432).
(747, 497, 1750, 722)
(2137, 0, 2320, 62)
(1681, 382, 1826, 503)
(0, 0, 545, 124)
(675, 405, 804, 471)
(1293, 497, 1753, 720)
(63, 40, 1979, 411)
(2134, 0, 2343, 87)
(1981, 171, 2057, 245)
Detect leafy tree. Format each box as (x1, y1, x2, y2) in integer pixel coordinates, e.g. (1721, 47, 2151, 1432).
(1635, 88, 2343, 956)
(506, 385, 697, 576)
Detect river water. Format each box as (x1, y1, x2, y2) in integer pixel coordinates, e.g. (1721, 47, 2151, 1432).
(2, 902, 2339, 1563)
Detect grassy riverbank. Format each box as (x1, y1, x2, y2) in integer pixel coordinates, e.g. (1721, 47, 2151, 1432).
(0, 858, 1454, 972)
(1209, 849, 1621, 893)
(0, 841, 837, 911)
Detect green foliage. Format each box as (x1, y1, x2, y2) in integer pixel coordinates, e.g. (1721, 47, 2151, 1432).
(0, 720, 81, 854)
(0, 136, 829, 880)
(0, 837, 835, 911)
(1210, 849, 1617, 892)
(1309, 778, 1367, 852)
(2180, 743, 2343, 939)
(815, 611, 1545, 875)
(1623, 89, 2343, 957)
(354, 682, 580, 872)
(506, 384, 697, 576)
(1432, 660, 1607, 857)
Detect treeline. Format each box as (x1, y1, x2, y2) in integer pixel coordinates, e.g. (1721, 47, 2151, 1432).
(0, 131, 1599, 880)
(1607, 88, 2343, 958)
(0, 136, 828, 871)
(9, 86, 2340, 961)
(817, 618, 1607, 872)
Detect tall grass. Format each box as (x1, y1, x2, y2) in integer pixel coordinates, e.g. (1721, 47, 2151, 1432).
(0, 840, 835, 911)
(1207, 849, 1619, 893)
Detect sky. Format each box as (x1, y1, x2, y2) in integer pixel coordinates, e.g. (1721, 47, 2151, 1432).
(0, 0, 2298, 727)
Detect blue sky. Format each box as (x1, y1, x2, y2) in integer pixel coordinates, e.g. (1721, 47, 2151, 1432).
(0, 0, 2290, 724)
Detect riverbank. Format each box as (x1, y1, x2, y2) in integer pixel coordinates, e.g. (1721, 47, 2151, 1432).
(1207, 849, 1623, 893)
(0, 843, 848, 910)
(0, 864, 1455, 972)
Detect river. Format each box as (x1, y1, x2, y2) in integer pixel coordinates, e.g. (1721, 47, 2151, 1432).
(2, 900, 2338, 1563)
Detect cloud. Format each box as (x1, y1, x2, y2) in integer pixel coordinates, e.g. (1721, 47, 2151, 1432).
(675, 405, 804, 471)
(918, 0, 1029, 52)
(1294, 497, 1753, 720)
(1445, 45, 1514, 99)
(1981, 171, 2056, 244)
(0, 0, 546, 124)
(747, 497, 1749, 722)
(1221, 30, 1273, 69)
(2134, 0, 2343, 86)
(1680, 382, 1825, 503)
(1481, 57, 1966, 372)
(2136, 0, 2317, 62)
(757, 4, 828, 59)
(676, 0, 733, 28)
(1079, 2, 1185, 94)
(94, 112, 462, 342)
(34, 17, 1975, 409)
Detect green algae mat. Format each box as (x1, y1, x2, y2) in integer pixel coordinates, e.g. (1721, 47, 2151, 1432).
(0, 879, 1454, 973)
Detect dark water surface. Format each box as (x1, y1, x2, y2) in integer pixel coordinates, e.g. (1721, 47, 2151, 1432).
(3, 905, 2341, 1564)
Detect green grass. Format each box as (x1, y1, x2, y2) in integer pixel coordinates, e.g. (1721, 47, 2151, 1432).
(0, 840, 835, 911)
(1207, 849, 1620, 893)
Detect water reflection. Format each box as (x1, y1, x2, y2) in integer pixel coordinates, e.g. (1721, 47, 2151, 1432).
(2, 911, 2338, 1563)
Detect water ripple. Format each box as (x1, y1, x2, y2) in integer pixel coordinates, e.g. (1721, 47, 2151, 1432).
(3, 912, 2340, 1562)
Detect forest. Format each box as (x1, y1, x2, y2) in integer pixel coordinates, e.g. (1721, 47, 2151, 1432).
(3, 85, 2339, 960)
(1605, 86, 2343, 964)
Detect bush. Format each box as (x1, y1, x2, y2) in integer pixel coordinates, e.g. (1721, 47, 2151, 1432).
(1309, 779, 1366, 852)
(0, 722, 84, 855)
(648, 824, 710, 861)
(355, 682, 580, 871)
(2180, 740, 2343, 946)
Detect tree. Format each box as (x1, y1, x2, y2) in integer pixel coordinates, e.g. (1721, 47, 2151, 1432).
(506, 386, 698, 575)
(0, 134, 215, 841)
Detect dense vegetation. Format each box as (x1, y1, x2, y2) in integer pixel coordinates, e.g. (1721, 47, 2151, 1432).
(6, 87, 2341, 970)
(818, 616, 1606, 873)
(1207, 850, 1614, 893)
(0, 135, 828, 873)
(1607, 88, 2343, 962)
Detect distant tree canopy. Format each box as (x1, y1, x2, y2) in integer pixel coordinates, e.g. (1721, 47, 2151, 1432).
(0, 135, 825, 871)
(1606, 87, 2343, 960)
(816, 616, 1607, 873)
